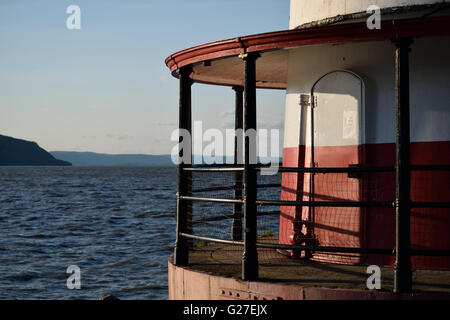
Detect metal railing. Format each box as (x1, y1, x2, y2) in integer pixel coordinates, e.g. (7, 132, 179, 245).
(174, 163, 450, 293)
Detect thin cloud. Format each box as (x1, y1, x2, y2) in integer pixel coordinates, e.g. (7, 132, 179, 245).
(156, 122, 176, 126)
(259, 120, 284, 129)
(105, 133, 133, 140)
(220, 110, 234, 117)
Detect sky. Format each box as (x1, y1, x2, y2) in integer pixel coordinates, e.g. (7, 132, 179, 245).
(0, 0, 289, 155)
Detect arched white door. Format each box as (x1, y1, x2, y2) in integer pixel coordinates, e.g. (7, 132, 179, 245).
(311, 70, 364, 158)
(309, 70, 365, 264)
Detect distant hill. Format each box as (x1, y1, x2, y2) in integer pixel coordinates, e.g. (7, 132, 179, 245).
(50, 151, 174, 167)
(0, 134, 71, 166)
(49, 152, 280, 167)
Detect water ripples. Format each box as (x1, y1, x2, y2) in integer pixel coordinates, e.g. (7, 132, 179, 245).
(0, 166, 177, 300)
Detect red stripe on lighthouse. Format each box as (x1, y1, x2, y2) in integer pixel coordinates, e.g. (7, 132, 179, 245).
(279, 141, 450, 269)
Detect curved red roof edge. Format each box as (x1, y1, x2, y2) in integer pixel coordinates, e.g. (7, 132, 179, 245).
(165, 15, 450, 75)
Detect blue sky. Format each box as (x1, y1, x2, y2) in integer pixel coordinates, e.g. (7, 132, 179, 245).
(0, 0, 289, 154)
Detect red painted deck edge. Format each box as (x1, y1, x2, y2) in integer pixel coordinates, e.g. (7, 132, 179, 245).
(168, 257, 450, 300)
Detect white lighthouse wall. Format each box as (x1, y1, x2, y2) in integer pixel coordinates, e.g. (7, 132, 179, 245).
(289, 0, 448, 29)
(283, 36, 450, 150)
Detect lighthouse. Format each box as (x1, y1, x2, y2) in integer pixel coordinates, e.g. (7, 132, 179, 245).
(166, 0, 450, 299)
(280, 0, 450, 271)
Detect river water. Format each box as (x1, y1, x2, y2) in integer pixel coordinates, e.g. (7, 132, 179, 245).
(0, 166, 177, 299)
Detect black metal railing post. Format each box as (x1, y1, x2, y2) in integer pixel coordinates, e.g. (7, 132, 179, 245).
(232, 86, 244, 241)
(393, 38, 413, 293)
(174, 66, 192, 266)
(241, 52, 259, 281)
